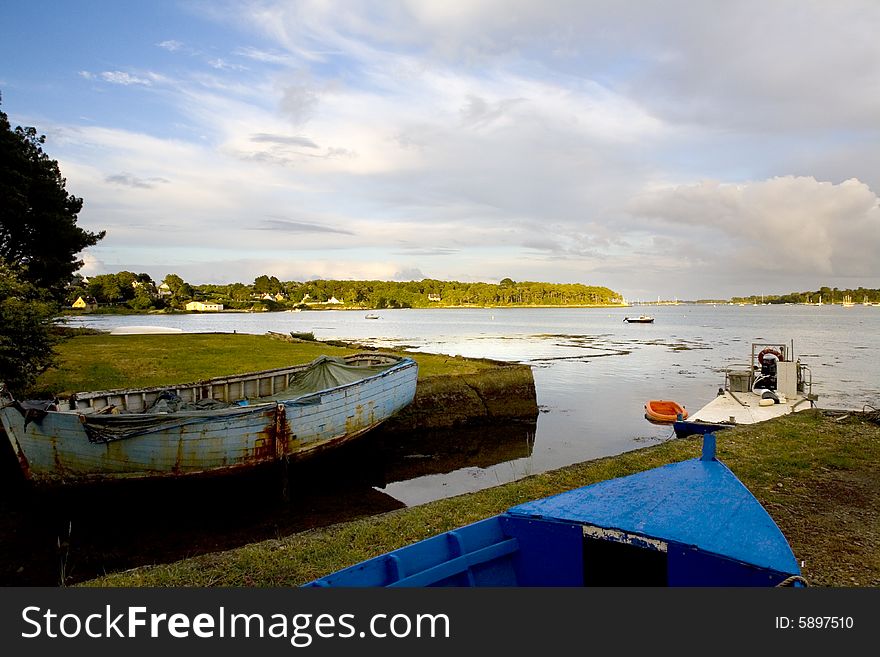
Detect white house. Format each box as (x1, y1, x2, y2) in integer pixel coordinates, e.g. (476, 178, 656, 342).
(326, 296, 343, 304)
(185, 301, 224, 312)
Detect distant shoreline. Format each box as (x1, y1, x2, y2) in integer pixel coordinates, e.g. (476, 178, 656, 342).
(62, 303, 634, 317)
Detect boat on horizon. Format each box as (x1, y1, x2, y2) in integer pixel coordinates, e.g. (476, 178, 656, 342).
(673, 342, 817, 438)
(305, 434, 804, 587)
(0, 353, 418, 485)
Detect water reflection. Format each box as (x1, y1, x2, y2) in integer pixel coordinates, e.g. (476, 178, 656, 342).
(0, 419, 536, 585)
(368, 421, 536, 485)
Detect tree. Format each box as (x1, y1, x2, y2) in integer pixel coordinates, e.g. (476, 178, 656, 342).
(1, 95, 103, 394)
(88, 274, 124, 304)
(253, 274, 281, 294)
(129, 287, 155, 310)
(162, 273, 193, 306)
(227, 282, 252, 301)
(0, 263, 56, 395)
(0, 97, 104, 299)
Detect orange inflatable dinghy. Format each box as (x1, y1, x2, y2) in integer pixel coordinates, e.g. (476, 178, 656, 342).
(644, 400, 688, 423)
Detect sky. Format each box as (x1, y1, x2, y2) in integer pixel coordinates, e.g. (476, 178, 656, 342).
(2, 0, 879, 300)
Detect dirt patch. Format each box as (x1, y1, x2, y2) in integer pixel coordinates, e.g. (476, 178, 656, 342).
(764, 468, 880, 587)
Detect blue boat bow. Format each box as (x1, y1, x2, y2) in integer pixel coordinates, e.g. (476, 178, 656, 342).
(305, 434, 802, 587)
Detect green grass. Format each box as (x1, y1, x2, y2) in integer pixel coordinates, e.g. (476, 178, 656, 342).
(33, 333, 495, 396)
(81, 410, 880, 587)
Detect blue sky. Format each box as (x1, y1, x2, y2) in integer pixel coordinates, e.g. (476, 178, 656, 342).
(2, 0, 879, 299)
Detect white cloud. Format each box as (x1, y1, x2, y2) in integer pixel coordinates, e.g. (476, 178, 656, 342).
(157, 40, 184, 52)
(99, 71, 153, 86)
(208, 58, 246, 71)
(629, 176, 880, 277)
(232, 46, 296, 66)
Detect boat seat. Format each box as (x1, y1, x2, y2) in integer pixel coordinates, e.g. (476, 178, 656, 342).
(387, 536, 520, 587)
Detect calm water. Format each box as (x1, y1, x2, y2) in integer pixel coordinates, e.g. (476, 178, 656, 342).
(65, 305, 880, 506)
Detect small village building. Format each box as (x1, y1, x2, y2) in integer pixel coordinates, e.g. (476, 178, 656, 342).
(427, 293, 441, 302)
(326, 296, 343, 304)
(71, 296, 98, 311)
(185, 301, 224, 312)
(158, 282, 172, 297)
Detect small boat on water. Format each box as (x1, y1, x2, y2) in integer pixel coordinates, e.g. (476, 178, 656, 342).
(644, 399, 688, 423)
(673, 341, 817, 438)
(305, 434, 803, 587)
(0, 353, 418, 485)
(364, 313, 380, 319)
(624, 315, 654, 323)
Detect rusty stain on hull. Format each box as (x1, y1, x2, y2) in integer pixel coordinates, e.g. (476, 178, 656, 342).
(12, 435, 31, 480)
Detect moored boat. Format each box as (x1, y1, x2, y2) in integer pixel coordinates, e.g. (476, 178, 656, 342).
(0, 353, 418, 485)
(305, 434, 804, 587)
(674, 342, 817, 438)
(624, 315, 654, 323)
(644, 399, 688, 423)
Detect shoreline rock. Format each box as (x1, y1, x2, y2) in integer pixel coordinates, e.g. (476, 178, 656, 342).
(383, 364, 539, 432)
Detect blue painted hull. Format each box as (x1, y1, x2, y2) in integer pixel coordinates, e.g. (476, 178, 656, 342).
(305, 437, 802, 587)
(1, 354, 417, 484)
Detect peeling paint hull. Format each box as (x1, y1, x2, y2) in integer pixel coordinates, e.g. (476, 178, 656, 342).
(1, 354, 417, 485)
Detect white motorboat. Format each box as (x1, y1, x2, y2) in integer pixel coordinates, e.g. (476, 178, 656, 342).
(674, 342, 817, 437)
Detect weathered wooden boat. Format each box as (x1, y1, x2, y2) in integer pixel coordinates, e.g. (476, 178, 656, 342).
(0, 353, 418, 484)
(674, 341, 817, 438)
(624, 315, 654, 323)
(304, 434, 804, 587)
(644, 399, 688, 423)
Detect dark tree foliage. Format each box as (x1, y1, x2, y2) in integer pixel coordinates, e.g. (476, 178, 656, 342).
(0, 263, 56, 395)
(1, 95, 104, 394)
(0, 100, 104, 299)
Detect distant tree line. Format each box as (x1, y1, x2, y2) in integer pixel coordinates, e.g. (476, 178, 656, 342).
(66, 271, 196, 311)
(67, 273, 625, 312)
(730, 286, 880, 305)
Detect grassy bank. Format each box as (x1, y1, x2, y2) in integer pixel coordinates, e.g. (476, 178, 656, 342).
(33, 332, 496, 396)
(84, 409, 880, 587)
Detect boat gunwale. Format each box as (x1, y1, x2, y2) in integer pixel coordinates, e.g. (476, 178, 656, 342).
(66, 352, 412, 403)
